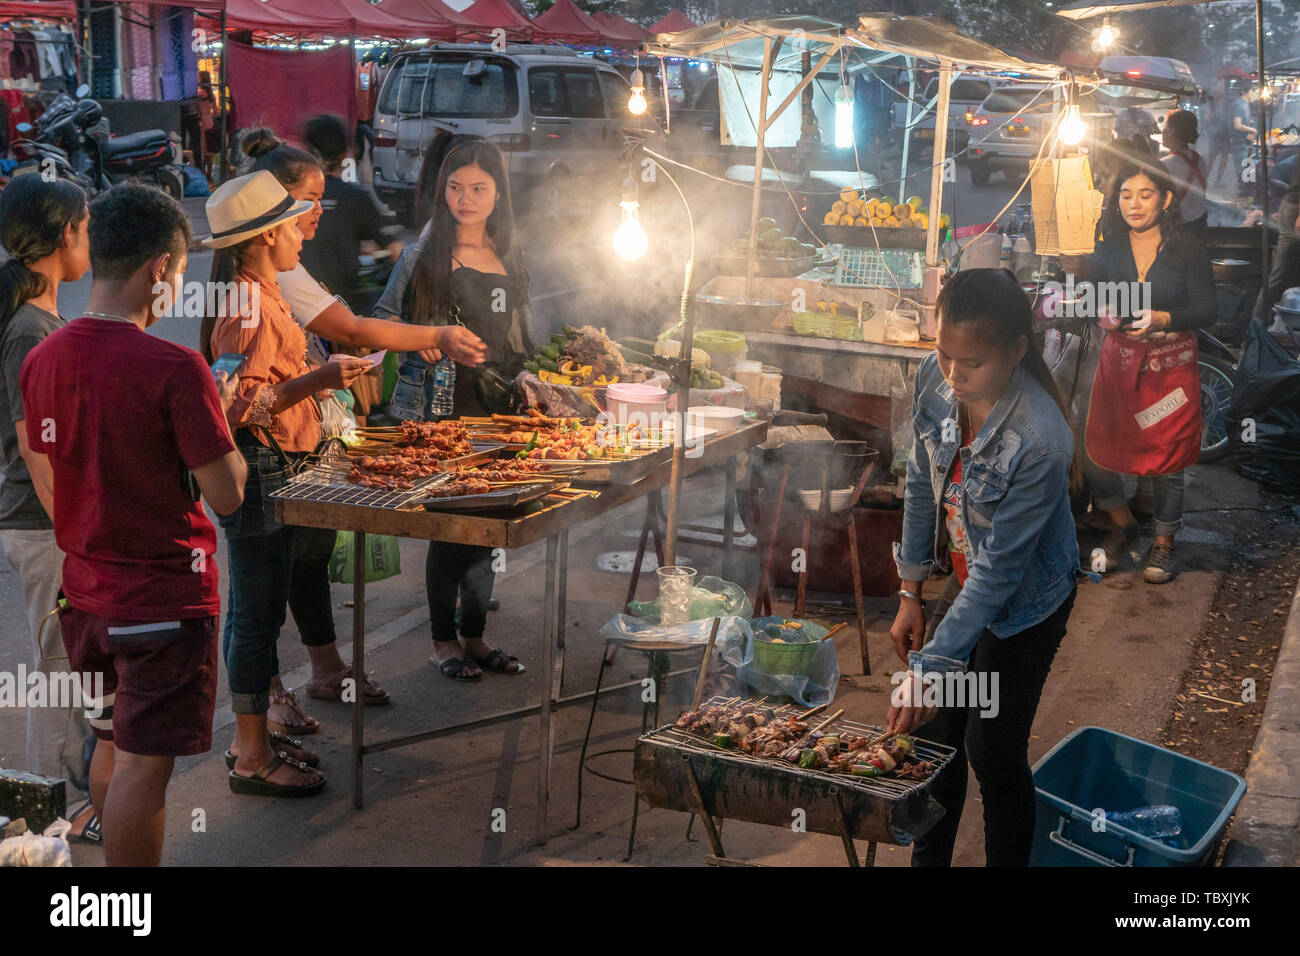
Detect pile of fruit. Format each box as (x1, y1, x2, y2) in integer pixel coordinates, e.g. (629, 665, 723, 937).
(824, 189, 950, 232)
(722, 218, 817, 260)
(523, 325, 627, 386)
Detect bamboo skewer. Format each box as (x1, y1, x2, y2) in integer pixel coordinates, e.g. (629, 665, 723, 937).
(810, 709, 845, 734)
(798, 702, 828, 721)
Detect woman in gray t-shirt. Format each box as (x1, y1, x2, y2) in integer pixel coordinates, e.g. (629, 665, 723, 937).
(0, 174, 98, 841)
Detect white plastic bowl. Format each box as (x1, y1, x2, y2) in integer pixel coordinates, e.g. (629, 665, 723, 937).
(798, 488, 854, 512)
(687, 405, 745, 436)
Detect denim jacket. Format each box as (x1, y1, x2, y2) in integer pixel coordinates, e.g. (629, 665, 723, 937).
(894, 354, 1081, 676)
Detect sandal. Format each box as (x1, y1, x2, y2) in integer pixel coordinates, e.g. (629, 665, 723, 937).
(66, 800, 102, 845)
(228, 752, 327, 798)
(471, 647, 526, 675)
(305, 664, 390, 705)
(225, 735, 320, 770)
(267, 688, 320, 736)
(434, 655, 483, 682)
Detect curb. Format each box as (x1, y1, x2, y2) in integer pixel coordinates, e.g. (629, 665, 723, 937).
(1222, 572, 1300, 866)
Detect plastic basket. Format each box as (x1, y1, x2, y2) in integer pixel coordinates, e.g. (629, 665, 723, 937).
(792, 311, 860, 340)
(833, 247, 924, 288)
(1030, 726, 1246, 867)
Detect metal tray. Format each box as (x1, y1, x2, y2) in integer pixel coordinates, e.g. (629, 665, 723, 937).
(825, 225, 927, 248)
(711, 254, 818, 277)
(414, 478, 564, 512)
(551, 445, 673, 485)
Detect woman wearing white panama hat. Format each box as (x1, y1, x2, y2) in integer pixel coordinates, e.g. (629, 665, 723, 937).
(205, 170, 372, 797)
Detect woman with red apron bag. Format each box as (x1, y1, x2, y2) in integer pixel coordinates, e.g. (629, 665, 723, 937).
(1084, 162, 1216, 584)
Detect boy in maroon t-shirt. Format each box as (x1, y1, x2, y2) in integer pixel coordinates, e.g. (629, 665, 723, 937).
(20, 185, 247, 866)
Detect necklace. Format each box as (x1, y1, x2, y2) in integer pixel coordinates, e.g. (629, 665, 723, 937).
(84, 310, 137, 325)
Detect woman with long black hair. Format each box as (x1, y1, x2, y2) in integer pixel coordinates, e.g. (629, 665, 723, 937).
(0, 175, 99, 840)
(1086, 163, 1215, 584)
(375, 140, 535, 681)
(888, 269, 1082, 866)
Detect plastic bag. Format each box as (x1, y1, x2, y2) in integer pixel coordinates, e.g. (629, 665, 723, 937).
(626, 575, 753, 623)
(1227, 318, 1300, 494)
(599, 614, 754, 669)
(739, 616, 840, 708)
(328, 531, 402, 584)
(517, 368, 672, 419)
(0, 818, 71, 866)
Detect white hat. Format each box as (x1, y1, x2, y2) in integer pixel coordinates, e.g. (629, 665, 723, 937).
(202, 170, 313, 249)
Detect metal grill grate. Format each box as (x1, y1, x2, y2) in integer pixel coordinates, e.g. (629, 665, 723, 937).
(645, 696, 955, 800)
(269, 461, 450, 511)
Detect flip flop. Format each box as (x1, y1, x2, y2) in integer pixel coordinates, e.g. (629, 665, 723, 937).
(304, 664, 390, 705)
(228, 753, 327, 798)
(470, 647, 526, 675)
(434, 655, 483, 682)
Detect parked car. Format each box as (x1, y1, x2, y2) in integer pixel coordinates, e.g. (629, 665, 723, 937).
(892, 74, 1007, 159)
(372, 44, 655, 225)
(966, 84, 1113, 185)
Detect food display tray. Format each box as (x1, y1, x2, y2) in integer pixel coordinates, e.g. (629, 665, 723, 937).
(711, 254, 818, 277)
(415, 478, 567, 512)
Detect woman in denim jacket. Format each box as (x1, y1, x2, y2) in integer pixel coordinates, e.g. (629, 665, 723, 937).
(887, 269, 1083, 866)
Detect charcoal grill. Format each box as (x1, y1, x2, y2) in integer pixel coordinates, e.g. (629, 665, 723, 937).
(269, 459, 446, 511)
(634, 697, 956, 866)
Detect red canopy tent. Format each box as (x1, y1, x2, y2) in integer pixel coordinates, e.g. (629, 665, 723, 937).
(0, 1, 76, 17)
(456, 0, 532, 42)
(530, 0, 604, 46)
(648, 9, 695, 35)
(261, 0, 452, 39)
(593, 11, 645, 49)
(373, 0, 471, 33)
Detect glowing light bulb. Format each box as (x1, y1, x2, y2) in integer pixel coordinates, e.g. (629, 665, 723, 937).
(1059, 105, 1087, 146)
(628, 68, 647, 116)
(613, 188, 648, 261)
(1098, 20, 1116, 48)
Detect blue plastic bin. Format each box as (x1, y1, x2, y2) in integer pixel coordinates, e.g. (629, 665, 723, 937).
(1030, 726, 1246, 867)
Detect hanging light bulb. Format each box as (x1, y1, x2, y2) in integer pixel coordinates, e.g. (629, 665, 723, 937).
(628, 68, 647, 116)
(1097, 18, 1116, 49)
(834, 82, 854, 149)
(1059, 104, 1088, 146)
(613, 178, 648, 261)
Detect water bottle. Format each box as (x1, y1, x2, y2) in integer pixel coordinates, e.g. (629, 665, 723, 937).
(431, 356, 456, 418)
(1106, 805, 1184, 842)
(999, 231, 1012, 271)
(1012, 234, 1034, 282)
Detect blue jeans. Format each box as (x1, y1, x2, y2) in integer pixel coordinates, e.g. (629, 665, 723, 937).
(219, 433, 298, 715)
(1086, 462, 1185, 538)
(389, 355, 435, 422)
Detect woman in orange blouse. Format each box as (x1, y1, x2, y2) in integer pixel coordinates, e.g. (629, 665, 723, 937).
(205, 171, 371, 798)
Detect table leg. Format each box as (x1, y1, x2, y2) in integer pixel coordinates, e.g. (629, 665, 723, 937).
(624, 497, 654, 613)
(795, 511, 811, 617)
(847, 511, 871, 676)
(352, 531, 367, 810)
(537, 533, 558, 843)
(722, 459, 736, 581)
(557, 528, 569, 698)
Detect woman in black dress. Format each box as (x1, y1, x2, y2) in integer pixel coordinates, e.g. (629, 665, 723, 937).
(375, 141, 535, 681)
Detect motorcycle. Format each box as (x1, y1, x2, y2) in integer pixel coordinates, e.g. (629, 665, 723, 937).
(12, 85, 182, 199)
